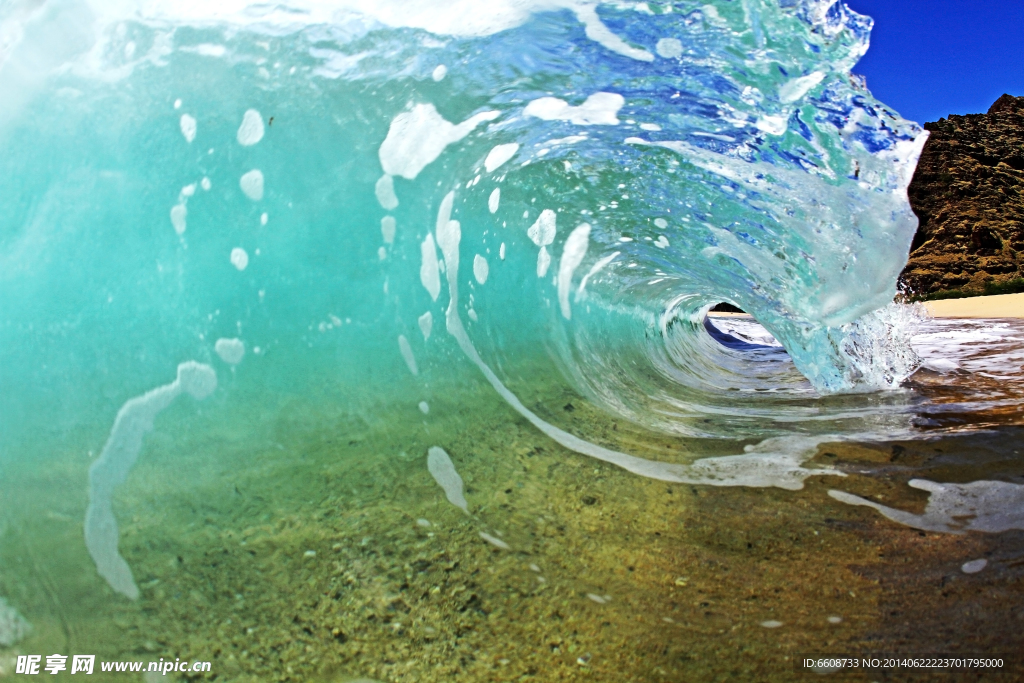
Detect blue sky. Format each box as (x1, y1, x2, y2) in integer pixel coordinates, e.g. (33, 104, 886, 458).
(844, 0, 1024, 124)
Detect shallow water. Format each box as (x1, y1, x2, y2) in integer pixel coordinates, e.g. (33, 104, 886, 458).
(2, 0, 1024, 680)
(2, 316, 1023, 681)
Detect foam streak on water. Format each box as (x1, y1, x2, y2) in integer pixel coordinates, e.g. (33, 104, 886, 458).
(85, 362, 216, 599)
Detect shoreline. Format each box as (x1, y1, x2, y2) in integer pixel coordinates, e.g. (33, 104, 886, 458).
(708, 292, 1024, 320)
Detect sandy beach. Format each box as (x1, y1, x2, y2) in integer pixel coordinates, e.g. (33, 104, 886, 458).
(924, 292, 1024, 318)
(709, 292, 1024, 320)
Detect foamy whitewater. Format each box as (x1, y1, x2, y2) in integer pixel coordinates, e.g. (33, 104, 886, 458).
(1, 0, 1022, 613)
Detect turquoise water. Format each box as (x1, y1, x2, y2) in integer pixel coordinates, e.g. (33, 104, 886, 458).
(2, 1, 1024, 680)
(1, 0, 928, 474)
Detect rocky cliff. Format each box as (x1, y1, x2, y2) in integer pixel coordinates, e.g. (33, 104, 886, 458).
(900, 93, 1024, 298)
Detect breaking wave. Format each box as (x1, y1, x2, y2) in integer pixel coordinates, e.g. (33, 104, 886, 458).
(1, 0, 933, 469)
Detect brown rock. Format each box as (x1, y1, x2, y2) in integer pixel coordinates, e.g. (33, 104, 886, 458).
(899, 94, 1024, 298)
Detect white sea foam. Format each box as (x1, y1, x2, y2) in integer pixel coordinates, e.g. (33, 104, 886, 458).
(398, 334, 418, 375)
(239, 169, 264, 201)
(420, 233, 441, 301)
(829, 479, 1024, 534)
(573, 4, 653, 62)
(755, 115, 787, 136)
(911, 319, 1024, 379)
(236, 108, 264, 146)
(427, 446, 468, 512)
(432, 64, 447, 81)
(214, 337, 245, 364)
(418, 311, 433, 340)
(655, 37, 682, 59)
(524, 92, 624, 126)
(577, 250, 618, 298)
(170, 203, 187, 235)
(70, 0, 652, 58)
(557, 223, 589, 319)
(473, 254, 489, 285)
(179, 114, 196, 142)
(230, 247, 249, 270)
(435, 192, 460, 276)
(375, 174, 399, 210)
(185, 43, 227, 57)
(488, 187, 500, 213)
(547, 135, 587, 145)
(381, 216, 396, 244)
(484, 143, 518, 172)
(536, 246, 551, 277)
(527, 209, 556, 247)
(85, 361, 217, 599)
(379, 103, 499, 180)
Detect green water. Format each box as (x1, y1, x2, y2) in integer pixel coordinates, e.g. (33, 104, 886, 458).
(3, 359, 1023, 680)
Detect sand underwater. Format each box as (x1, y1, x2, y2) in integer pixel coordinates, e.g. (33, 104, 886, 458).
(3, 324, 1024, 682)
(2, 1, 1024, 681)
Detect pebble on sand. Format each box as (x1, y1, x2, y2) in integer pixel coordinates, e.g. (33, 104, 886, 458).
(479, 532, 510, 550)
